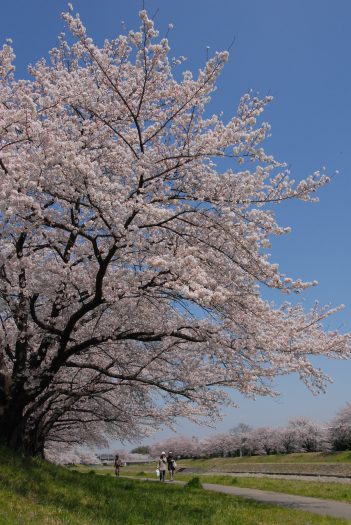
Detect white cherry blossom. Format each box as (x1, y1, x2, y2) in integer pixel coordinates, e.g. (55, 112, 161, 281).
(0, 9, 349, 456)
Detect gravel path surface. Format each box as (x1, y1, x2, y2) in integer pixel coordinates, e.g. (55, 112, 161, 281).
(202, 482, 351, 521)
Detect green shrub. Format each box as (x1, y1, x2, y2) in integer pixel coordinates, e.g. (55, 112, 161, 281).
(185, 477, 203, 489)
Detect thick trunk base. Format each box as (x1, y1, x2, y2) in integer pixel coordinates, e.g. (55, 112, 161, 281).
(0, 409, 44, 457)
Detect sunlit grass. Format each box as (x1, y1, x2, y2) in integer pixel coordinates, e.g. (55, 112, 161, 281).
(113, 461, 351, 503)
(1, 446, 349, 525)
(173, 451, 351, 466)
(88, 452, 351, 478)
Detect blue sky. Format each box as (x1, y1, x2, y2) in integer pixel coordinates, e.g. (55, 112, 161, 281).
(2, 0, 350, 444)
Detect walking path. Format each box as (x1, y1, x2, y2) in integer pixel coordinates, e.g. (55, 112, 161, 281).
(201, 482, 351, 521)
(122, 476, 351, 521)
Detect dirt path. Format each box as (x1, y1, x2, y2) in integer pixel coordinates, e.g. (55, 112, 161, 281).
(122, 476, 351, 521)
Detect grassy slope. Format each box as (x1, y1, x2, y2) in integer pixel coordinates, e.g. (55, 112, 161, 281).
(181, 452, 351, 464)
(0, 447, 349, 525)
(110, 452, 351, 478)
(85, 452, 351, 504)
(181, 454, 351, 477)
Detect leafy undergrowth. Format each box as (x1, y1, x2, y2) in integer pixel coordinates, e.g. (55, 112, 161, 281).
(1, 446, 349, 525)
(184, 476, 203, 489)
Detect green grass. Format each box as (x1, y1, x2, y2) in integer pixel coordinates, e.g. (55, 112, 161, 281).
(117, 469, 351, 504)
(174, 474, 351, 504)
(0, 446, 349, 525)
(110, 461, 351, 504)
(94, 461, 351, 503)
(168, 451, 351, 466)
(108, 453, 351, 478)
(184, 476, 203, 489)
(181, 456, 351, 477)
(88, 453, 351, 477)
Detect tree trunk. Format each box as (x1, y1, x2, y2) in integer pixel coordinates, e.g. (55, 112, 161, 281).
(0, 382, 45, 457)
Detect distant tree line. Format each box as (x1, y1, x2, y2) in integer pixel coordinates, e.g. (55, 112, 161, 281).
(46, 402, 351, 464)
(149, 403, 351, 458)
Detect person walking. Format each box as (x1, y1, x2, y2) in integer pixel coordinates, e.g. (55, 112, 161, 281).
(158, 451, 167, 482)
(167, 451, 177, 481)
(114, 454, 123, 477)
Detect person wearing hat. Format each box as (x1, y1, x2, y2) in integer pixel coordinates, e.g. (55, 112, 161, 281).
(158, 451, 167, 482)
(167, 451, 177, 481)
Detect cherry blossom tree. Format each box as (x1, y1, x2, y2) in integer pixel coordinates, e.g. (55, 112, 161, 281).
(228, 423, 253, 456)
(285, 417, 328, 453)
(245, 426, 280, 456)
(149, 419, 331, 459)
(0, 8, 349, 457)
(45, 444, 100, 465)
(329, 403, 351, 451)
(200, 432, 238, 457)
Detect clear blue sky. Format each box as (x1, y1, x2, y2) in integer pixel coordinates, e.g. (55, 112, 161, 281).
(2, 0, 350, 444)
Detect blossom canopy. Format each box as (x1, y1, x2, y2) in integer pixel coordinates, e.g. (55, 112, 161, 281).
(0, 9, 349, 456)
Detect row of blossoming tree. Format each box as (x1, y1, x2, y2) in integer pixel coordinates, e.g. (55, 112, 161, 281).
(0, 7, 350, 457)
(45, 402, 351, 463)
(149, 403, 351, 458)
